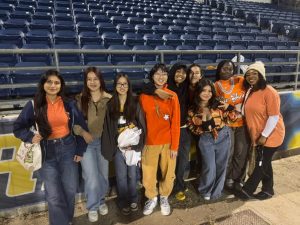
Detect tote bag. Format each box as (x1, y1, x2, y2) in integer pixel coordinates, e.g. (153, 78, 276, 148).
(16, 100, 42, 171)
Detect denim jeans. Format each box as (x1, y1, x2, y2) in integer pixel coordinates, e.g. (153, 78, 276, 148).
(174, 127, 192, 192)
(41, 135, 78, 225)
(114, 149, 138, 208)
(198, 126, 231, 199)
(81, 138, 109, 211)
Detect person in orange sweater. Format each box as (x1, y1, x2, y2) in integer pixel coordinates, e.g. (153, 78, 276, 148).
(140, 63, 180, 216)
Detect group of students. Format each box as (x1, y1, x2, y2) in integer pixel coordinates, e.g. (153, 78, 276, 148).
(13, 60, 285, 225)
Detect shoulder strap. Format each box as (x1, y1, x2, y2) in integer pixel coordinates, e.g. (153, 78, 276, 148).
(31, 100, 39, 132)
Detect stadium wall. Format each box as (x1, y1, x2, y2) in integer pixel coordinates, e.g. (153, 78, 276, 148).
(0, 91, 300, 215)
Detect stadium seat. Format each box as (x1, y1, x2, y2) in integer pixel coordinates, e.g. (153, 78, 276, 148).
(163, 34, 182, 47)
(76, 21, 97, 33)
(133, 45, 156, 64)
(102, 32, 124, 48)
(79, 31, 102, 46)
(54, 44, 81, 63)
(143, 34, 164, 47)
(155, 45, 177, 63)
(82, 44, 108, 64)
(116, 61, 144, 79)
(108, 45, 132, 64)
(21, 43, 51, 65)
(176, 45, 198, 61)
(0, 30, 24, 47)
(123, 33, 144, 47)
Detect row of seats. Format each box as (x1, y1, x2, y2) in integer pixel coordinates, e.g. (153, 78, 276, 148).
(0, 56, 298, 98)
(1, 43, 299, 66)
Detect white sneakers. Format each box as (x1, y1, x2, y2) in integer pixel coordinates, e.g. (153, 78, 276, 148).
(88, 210, 98, 223)
(88, 203, 108, 222)
(143, 196, 171, 216)
(160, 196, 171, 216)
(99, 203, 108, 215)
(143, 197, 158, 215)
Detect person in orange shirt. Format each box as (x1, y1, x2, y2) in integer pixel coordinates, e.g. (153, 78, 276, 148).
(140, 63, 180, 216)
(13, 70, 88, 225)
(215, 60, 250, 191)
(236, 61, 285, 201)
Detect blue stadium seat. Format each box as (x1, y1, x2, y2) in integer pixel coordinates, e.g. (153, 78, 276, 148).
(0, 63, 11, 97)
(163, 34, 182, 47)
(59, 62, 83, 82)
(0, 10, 10, 21)
(117, 24, 135, 35)
(0, 43, 18, 66)
(110, 16, 127, 25)
(133, 45, 156, 63)
(55, 13, 73, 22)
(176, 45, 197, 61)
(74, 14, 93, 23)
(169, 25, 186, 35)
(9, 11, 32, 21)
(135, 24, 152, 35)
(102, 32, 124, 48)
(3, 19, 28, 33)
(53, 21, 76, 32)
(97, 22, 117, 34)
(25, 30, 52, 46)
(214, 44, 233, 59)
(116, 61, 144, 79)
(152, 25, 169, 35)
(82, 44, 108, 64)
(0, 30, 24, 47)
(143, 34, 164, 47)
(127, 17, 144, 25)
(144, 18, 158, 26)
(93, 15, 110, 24)
(21, 43, 51, 65)
(108, 45, 132, 64)
(180, 34, 198, 47)
(196, 45, 216, 61)
(184, 26, 201, 35)
(12, 62, 48, 84)
(155, 45, 177, 63)
(54, 44, 81, 63)
(123, 33, 144, 47)
(76, 21, 97, 33)
(79, 31, 102, 46)
(144, 61, 157, 75)
(159, 18, 173, 26)
(173, 19, 187, 26)
(32, 12, 53, 21)
(54, 30, 78, 45)
(29, 19, 53, 32)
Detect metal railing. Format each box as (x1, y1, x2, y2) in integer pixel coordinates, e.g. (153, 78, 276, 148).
(0, 48, 299, 88)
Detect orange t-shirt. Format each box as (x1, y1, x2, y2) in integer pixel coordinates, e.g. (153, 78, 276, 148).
(244, 85, 285, 147)
(47, 96, 70, 139)
(139, 86, 180, 151)
(215, 75, 245, 127)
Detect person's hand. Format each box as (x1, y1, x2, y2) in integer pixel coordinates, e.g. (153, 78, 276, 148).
(155, 89, 173, 100)
(218, 101, 229, 110)
(257, 135, 267, 146)
(32, 134, 43, 144)
(170, 150, 178, 159)
(73, 155, 82, 162)
(82, 131, 94, 144)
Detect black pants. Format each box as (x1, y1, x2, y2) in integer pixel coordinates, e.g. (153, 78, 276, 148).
(243, 146, 278, 195)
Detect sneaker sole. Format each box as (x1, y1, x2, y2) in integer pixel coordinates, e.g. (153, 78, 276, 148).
(161, 210, 171, 216)
(99, 210, 108, 216)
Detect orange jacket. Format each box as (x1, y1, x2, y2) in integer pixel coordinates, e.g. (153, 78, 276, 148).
(139, 86, 180, 151)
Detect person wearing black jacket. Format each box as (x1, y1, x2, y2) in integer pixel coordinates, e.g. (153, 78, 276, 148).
(101, 73, 146, 215)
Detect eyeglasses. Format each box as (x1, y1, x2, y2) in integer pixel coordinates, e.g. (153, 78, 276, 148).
(46, 80, 61, 85)
(116, 83, 128, 88)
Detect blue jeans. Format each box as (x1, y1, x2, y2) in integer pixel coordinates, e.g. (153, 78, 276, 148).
(41, 135, 78, 225)
(114, 149, 138, 208)
(81, 138, 109, 211)
(198, 126, 231, 199)
(174, 127, 192, 192)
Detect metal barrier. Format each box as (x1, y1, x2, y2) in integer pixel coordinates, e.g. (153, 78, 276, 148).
(0, 48, 299, 101)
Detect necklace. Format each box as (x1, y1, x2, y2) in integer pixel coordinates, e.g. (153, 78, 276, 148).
(217, 77, 234, 95)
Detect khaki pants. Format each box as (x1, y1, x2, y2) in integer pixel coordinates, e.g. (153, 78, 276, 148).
(142, 144, 177, 199)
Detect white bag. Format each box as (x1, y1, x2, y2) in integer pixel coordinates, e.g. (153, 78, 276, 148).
(117, 127, 142, 150)
(16, 100, 42, 171)
(117, 127, 142, 166)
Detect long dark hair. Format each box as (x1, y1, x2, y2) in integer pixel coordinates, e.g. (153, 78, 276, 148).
(34, 69, 66, 138)
(108, 73, 137, 122)
(190, 79, 217, 113)
(187, 63, 203, 79)
(81, 67, 106, 118)
(243, 71, 267, 91)
(215, 60, 236, 81)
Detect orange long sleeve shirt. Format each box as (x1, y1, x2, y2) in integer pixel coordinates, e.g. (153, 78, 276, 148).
(139, 86, 180, 151)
